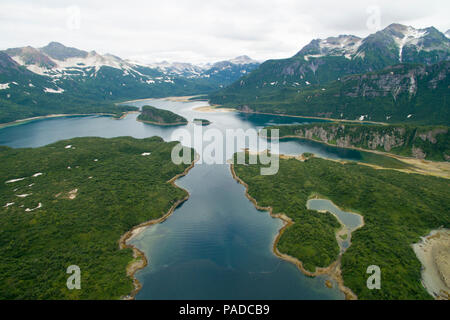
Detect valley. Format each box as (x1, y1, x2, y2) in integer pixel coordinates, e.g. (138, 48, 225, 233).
(0, 18, 449, 302)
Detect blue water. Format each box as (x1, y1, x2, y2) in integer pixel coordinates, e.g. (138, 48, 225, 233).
(0, 98, 370, 299)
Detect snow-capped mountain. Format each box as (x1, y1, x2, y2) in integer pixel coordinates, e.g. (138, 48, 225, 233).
(446, 29, 450, 39)
(297, 35, 363, 60)
(210, 23, 450, 120)
(3, 42, 260, 83)
(0, 42, 261, 124)
(5, 42, 154, 79)
(357, 24, 450, 64)
(145, 61, 205, 78)
(146, 56, 259, 78)
(228, 55, 259, 65)
(296, 24, 449, 64)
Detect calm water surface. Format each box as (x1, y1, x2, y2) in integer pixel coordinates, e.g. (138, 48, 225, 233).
(0, 98, 371, 299)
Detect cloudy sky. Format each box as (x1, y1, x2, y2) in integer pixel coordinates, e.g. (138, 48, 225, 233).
(1, 0, 449, 64)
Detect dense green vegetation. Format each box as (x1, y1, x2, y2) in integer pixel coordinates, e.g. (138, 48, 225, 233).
(210, 62, 450, 125)
(137, 105, 187, 125)
(0, 136, 194, 299)
(233, 153, 450, 299)
(265, 122, 450, 161)
(0, 65, 139, 124)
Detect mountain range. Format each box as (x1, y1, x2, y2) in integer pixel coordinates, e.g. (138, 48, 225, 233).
(0, 23, 449, 125)
(209, 23, 450, 125)
(0, 42, 259, 123)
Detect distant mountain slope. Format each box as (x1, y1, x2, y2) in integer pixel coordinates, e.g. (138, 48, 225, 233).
(40, 41, 88, 60)
(212, 61, 449, 125)
(210, 23, 450, 125)
(3, 42, 259, 87)
(0, 42, 259, 124)
(211, 24, 449, 99)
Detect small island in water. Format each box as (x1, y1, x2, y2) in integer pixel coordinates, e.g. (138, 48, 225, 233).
(137, 105, 188, 126)
(193, 118, 211, 126)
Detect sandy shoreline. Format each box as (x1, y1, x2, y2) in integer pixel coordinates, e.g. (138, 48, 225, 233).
(229, 163, 359, 300)
(136, 118, 188, 126)
(193, 105, 236, 113)
(120, 95, 204, 104)
(413, 228, 450, 300)
(119, 154, 199, 300)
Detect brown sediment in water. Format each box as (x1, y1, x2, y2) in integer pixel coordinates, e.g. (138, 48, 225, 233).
(119, 154, 199, 300)
(229, 163, 359, 300)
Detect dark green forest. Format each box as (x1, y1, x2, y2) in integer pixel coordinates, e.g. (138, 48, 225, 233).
(0, 136, 194, 299)
(233, 153, 450, 299)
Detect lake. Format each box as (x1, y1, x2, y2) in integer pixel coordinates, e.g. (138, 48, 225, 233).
(0, 98, 373, 299)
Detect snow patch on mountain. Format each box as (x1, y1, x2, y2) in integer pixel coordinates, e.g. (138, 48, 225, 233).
(391, 26, 428, 62)
(302, 35, 362, 60)
(0, 83, 10, 90)
(44, 87, 64, 94)
(228, 55, 258, 65)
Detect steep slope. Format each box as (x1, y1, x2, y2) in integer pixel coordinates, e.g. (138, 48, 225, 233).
(212, 61, 449, 125)
(210, 23, 450, 115)
(0, 43, 260, 124)
(267, 122, 450, 161)
(40, 41, 88, 60)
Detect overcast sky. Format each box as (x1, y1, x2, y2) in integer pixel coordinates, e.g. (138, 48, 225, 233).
(1, 0, 449, 64)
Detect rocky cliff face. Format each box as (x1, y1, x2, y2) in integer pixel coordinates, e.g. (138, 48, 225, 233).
(287, 123, 449, 161)
(341, 62, 449, 100)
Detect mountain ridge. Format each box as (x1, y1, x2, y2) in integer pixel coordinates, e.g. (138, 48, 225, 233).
(209, 23, 450, 125)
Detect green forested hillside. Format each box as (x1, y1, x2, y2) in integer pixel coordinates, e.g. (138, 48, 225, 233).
(0, 137, 194, 299)
(210, 62, 450, 125)
(233, 153, 450, 299)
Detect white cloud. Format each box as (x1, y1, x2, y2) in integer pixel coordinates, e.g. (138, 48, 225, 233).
(0, 0, 449, 64)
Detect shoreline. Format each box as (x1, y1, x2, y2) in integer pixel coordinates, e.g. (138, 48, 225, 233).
(268, 134, 450, 179)
(231, 109, 388, 125)
(306, 196, 365, 254)
(412, 228, 450, 300)
(0, 111, 139, 129)
(120, 95, 204, 104)
(229, 163, 358, 300)
(193, 105, 236, 113)
(119, 154, 199, 300)
(136, 118, 188, 126)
